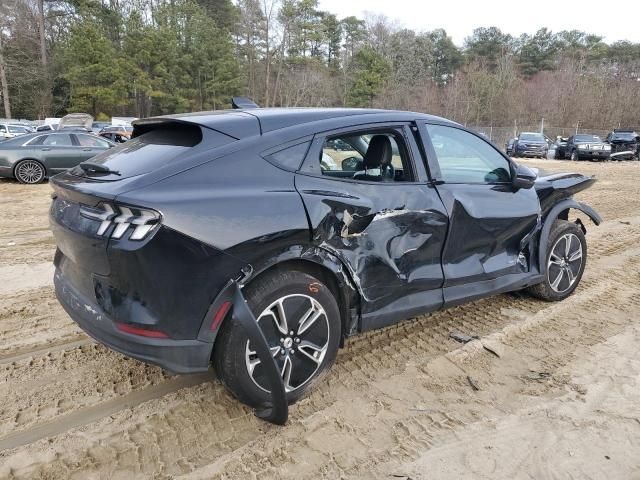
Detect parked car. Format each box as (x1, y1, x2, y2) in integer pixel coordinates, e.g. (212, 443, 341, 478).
(58, 112, 94, 131)
(36, 123, 58, 132)
(0, 131, 115, 184)
(0, 123, 32, 140)
(512, 132, 548, 158)
(99, 131, 129, 143)
(49, 106, 600, 419)
(92, 122, 111, 133)
(99, 125, 132, 140)
(325, 138, 352, 151)
(553, 136, 569, 159)
(566, 134, 611, 161)
(605, 129, 639, 160)
(505, 138, 516, 156)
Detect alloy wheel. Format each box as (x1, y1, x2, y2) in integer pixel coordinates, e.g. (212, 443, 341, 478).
(16, 160, 45, 184)
(245, 294, 330, 393)
(547, 233, 583, 293)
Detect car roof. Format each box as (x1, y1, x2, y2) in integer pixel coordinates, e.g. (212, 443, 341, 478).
(134, 108, 454, 139)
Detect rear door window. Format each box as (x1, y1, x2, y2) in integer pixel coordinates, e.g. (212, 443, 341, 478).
(319, 130, 413, 182)
(43, 134, 73, 146)
(75, 134, 111, 148)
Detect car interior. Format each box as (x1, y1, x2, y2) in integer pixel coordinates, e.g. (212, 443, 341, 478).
(320, 131, 412, 182)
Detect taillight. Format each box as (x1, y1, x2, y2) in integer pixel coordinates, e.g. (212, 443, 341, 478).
(116, 323, 169, 338)
(210, 301, 232, 331)
(80, 202, 160, 241)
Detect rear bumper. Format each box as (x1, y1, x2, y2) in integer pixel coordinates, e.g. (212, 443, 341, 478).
(54, 269, 213, 374)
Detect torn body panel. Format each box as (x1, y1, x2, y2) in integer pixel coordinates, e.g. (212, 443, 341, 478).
(532, 170, 597, 214)
(434, 183, 540, 296)
(295, 173, 448, 330)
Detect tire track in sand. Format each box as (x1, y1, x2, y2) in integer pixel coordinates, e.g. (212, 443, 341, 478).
(0, 372, 213, 452)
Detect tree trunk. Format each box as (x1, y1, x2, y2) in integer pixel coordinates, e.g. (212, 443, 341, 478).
(37, 0, 47, 68)
(0, 35, 11, 119)
(37, 0, 50, 117)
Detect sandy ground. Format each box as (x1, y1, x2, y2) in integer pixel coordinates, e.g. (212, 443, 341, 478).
(0, 159, 639, 479)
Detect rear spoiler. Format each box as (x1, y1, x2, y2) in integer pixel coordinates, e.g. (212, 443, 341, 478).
(231, 97, 259, 109)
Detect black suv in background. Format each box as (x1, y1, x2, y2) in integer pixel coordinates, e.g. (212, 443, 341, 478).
(512, 132, 548, 158)
(566, 134, 611, 161)
(606, 129, 639, 160)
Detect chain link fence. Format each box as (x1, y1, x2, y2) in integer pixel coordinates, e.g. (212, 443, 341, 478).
(469, 123, 640, 152)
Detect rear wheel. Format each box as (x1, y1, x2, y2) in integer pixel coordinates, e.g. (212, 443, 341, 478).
(527, 220, 586, 302)
(14, 159, 45, 184)
(213, 270, 341, 408)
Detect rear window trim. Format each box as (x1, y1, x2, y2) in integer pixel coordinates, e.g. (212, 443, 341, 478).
(260, 135, 314, 172)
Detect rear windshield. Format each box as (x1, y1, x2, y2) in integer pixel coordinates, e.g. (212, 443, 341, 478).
(519, 133, 544, 141)
(70, 124, 233, 180)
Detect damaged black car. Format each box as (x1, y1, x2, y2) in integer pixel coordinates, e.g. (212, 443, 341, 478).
(605, 129, 639, 160)
(50, 105, 601, 419)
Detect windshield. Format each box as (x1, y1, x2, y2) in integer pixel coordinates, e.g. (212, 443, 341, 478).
(612, 132, 636, 141)
(8, 125, 29, 133)
(520, 133, 544, 141)
(575, 135, 601, 143)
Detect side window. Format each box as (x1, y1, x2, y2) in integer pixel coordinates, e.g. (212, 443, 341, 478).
(320, 131, 412, 182)
(0, 125, 6, 133)
(43, 134, 73, 146)
(25, 135, 47, 146)
(264, 141, 310, 171)
(77, 134, 110, 148)
(426, 125, 511, 184)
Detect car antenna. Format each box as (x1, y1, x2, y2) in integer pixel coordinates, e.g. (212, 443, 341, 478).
(231, 97, 259, 109)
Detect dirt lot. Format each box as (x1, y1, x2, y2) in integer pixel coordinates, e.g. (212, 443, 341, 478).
(0, 159, 639, 479)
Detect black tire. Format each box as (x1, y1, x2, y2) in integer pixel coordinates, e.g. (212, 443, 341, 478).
(213, 270, 341, 408)
(570, 150, 578, 161)
(14, 159, 46, 184)
(527, 220, 587, 302)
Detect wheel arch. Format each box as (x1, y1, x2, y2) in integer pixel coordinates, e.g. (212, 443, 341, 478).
(538, 198, 601, 272)
(243, 247, 362, 344)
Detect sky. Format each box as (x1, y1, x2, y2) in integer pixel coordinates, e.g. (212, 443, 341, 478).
(317, 0, 640, 46)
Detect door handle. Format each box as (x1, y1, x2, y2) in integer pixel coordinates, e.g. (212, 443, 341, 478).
(41, 148, 51, 151)
(83, 148, 92, 151)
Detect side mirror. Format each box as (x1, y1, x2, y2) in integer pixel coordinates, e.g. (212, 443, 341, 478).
(512, 163, 537, 190)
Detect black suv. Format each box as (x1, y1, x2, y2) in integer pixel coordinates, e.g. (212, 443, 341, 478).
(605, 129, 639, 160)
(512, 132, 548, 158)
(566, 134, 611, 161)
(50, 106, 600, 420)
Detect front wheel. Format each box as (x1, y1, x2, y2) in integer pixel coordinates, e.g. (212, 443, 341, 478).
(570, 150, 579, 161)
(527, 220, 587, 301)
(213, 270, 341, 408)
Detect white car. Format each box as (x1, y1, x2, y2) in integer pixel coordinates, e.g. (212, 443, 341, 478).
(0, 123, 32, 141)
